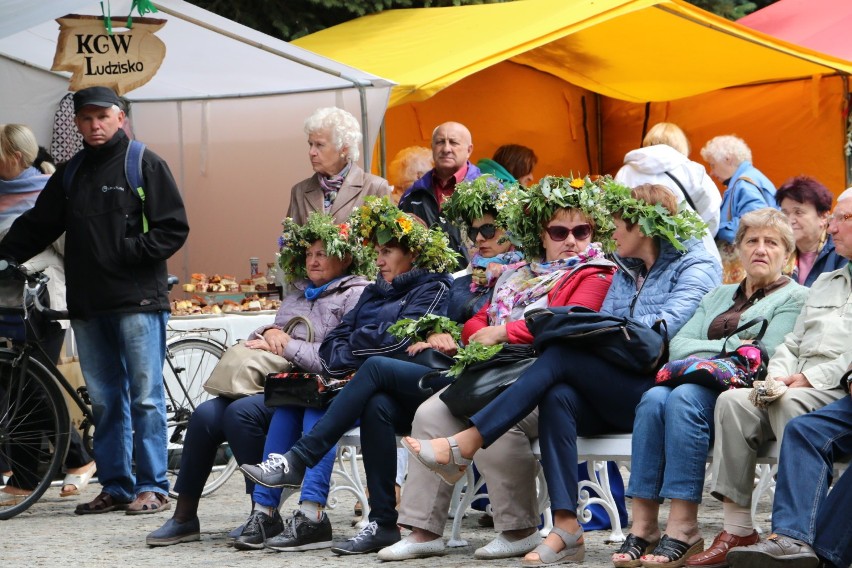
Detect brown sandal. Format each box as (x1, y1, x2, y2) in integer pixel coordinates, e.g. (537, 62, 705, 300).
(126, 491, 170, 515)
(74, 491, 131, 515)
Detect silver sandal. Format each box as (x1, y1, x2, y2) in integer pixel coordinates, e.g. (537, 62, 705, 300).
(521, 526, 585, 566)
(401, 436, 472, 485)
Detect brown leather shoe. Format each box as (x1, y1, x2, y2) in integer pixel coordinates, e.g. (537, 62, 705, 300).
(687, 530, 759, 568)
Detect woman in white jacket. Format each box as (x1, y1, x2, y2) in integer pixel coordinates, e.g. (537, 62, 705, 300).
(615, 122, 721, 262)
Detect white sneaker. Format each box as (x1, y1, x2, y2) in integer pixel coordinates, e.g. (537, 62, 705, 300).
(474, 531, 542, 559)
(377, 535, 446, 561)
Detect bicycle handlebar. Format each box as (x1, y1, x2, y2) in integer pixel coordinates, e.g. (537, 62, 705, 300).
(0, 259, 69, 321)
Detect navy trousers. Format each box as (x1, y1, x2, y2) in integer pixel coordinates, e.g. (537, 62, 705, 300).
(291, 356, 449, 528)
(471, 344, 653, 513)
(173, 394, 274, 497)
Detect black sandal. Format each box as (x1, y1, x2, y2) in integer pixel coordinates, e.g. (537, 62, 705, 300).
(641, 534, 704, 568)
(612, 533, 658, 568)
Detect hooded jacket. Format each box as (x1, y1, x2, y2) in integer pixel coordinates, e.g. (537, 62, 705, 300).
(615, 144, 722, 262)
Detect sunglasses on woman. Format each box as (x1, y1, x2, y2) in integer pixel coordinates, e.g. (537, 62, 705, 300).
(544, 224, 592, 242)
(467, 223, 498, 241)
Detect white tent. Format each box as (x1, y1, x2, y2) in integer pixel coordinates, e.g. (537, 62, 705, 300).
(0, 0, 394, 281)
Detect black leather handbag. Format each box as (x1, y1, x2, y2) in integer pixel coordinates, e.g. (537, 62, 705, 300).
(263, 372, 350, 409)
(438, 344, 537, 418)
(525, 305, 668, 375)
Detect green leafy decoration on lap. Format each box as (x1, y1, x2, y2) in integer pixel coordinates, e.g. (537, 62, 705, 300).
(448, 342, 504, 377)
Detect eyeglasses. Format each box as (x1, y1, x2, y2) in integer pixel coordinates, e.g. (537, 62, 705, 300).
(544, 224, 592, 242)
(828, 212, 852, 225)
(467, 223, 497, 241)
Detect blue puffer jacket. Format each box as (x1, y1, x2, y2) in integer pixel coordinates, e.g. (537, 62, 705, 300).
(601, 237, 722, 338)
(319, 268, 452, 377)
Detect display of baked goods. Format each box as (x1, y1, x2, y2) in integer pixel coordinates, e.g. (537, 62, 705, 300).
(171, 286, 280, 316)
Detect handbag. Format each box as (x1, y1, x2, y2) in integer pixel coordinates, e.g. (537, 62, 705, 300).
(263, 371, 351, 409)
(202, 316, 312, 399)
(655, 317, 770, 391)
(439, 344, 537, 419)
(525, 306, 668, 375)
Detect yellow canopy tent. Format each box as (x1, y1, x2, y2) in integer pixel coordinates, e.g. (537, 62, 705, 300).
(294, 0, 852, 195)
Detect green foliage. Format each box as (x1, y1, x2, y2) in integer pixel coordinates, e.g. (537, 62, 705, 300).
(388, 314, 462, 342)
(501, 175, 618, 258)
(277, 212, 376, 283)
(351, 195, 459, 273)
(448, 342, 504, 377)
(186, 0, 510, 41)
(187, 0, 778, 41)
(598, 178, 708, 252)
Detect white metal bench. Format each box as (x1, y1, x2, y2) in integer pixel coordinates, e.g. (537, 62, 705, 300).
(282, 428, 846, 545)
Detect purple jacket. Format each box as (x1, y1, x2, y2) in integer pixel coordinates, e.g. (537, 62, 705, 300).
(250, 275, 369, 373)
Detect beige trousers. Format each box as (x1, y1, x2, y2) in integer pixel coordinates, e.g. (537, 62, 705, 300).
(709, 386, 845, 507)
(397, 387, 540, 535)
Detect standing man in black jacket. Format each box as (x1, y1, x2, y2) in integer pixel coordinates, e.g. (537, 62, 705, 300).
(0, 86, 189, 515)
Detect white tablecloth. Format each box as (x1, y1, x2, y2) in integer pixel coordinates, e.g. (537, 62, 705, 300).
(167, 313, 276, 346)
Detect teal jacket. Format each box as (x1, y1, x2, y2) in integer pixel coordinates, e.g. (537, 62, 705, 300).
(668, 277, 808, 361)
(476, 158, 515, 184)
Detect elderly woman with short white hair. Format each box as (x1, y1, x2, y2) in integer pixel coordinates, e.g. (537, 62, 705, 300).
(700, 135, 777, 284)
(288, 107, 390, 224)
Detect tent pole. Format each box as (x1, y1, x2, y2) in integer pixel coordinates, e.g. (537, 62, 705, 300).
(379, 119, 387, 178)
(845, 75, 851, 189)
(358, 85, 370, 172)
(595, 93, 603, 175)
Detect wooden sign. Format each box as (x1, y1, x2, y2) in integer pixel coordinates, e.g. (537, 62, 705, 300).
(52, 15, 166, 95)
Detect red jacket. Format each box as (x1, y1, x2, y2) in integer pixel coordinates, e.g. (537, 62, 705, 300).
(461, 263, 615, 345)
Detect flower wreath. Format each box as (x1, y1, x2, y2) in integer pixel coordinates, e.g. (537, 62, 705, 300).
(500, 175, 617, 258)
(599, 177, 707, 252)
(441, 175, 521, 234)
(350, 195, 460, 273)
(277, 212, 376, 283)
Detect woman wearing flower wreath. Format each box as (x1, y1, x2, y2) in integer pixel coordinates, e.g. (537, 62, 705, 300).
(445, 175, 525, 324)
(146, 212, 372, 547)
(611, 208, 807, 568)
(405, 181, 721, 566)
(240, 196, 457, 555)
(377, 176, 618, 562)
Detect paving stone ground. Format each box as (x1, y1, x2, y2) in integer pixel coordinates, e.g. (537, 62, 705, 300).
(1, 465, 773, 568)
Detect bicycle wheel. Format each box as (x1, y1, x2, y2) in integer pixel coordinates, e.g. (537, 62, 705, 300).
(0, 350, 70, 520)
(162, 336, 237, 497)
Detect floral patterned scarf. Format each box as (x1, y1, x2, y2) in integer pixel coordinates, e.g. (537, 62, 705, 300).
(318, 161, 352, 211)
(487, 243, 604, 325)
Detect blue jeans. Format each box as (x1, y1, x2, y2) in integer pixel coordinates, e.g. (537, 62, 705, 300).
(253, 405, 334, 508)
(628, 384, 718, 503)
(290, 356, 447, 527)
(173, 394, 274, 497)
(471, 345, 652, 512)
(772, 395, 852, 568)
(72, 311, 170, 501)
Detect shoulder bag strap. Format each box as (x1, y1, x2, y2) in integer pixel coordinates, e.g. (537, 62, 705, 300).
(663, 171, 697, 211)
(720, 316, 768, 353)
(282, 315, 314, 342)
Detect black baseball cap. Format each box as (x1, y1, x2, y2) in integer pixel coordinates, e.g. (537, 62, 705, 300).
(73, 86, 123, 114)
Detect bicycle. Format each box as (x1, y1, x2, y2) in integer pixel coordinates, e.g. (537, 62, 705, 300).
(0, 262, 229, 519)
